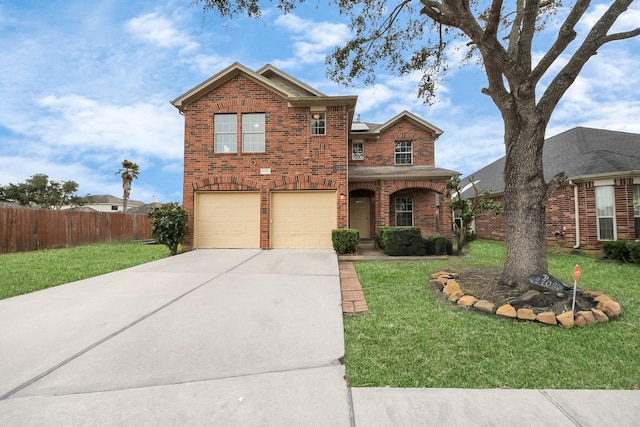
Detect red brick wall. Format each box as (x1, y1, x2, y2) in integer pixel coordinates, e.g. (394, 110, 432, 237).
(473, 179, 639, 253)
(349, 119, 437, 167)
(182, 74, 349, 248)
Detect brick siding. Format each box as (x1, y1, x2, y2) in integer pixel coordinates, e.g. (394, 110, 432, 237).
(473, 180, 638, 252)
(182, 74, 348, 249)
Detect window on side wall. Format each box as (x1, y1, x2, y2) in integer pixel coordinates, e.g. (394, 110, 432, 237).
(634, 184, 640, 239)
(595, 186, 615, 240)
(242, 113, 265, 152)
(311, 112, 326, 135)
(214, 113, 237, 153)
(395, 197, 413, 227)
(395, 140, 412, 164)
(352, 142, 364, 160)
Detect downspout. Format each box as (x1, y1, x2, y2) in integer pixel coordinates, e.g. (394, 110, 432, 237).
(569, 180, 580, 249)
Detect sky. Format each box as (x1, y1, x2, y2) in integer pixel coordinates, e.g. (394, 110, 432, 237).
(1, 0, 639, 204)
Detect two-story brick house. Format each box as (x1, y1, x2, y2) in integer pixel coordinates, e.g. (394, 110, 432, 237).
(172, 62, 456, 249)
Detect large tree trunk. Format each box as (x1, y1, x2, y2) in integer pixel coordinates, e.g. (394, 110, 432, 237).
(498, 116, 549, 288)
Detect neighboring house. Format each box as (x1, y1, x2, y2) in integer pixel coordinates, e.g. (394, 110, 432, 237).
(462, 127, 640, 252)
(78, 195, 146, 213)
(171, 62, 456, 249)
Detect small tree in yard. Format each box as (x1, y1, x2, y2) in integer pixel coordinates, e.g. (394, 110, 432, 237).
(446, 175, 501, 255)
(149, 202, 189, 256)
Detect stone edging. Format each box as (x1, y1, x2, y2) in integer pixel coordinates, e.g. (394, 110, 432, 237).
(430, 271, 623, 328)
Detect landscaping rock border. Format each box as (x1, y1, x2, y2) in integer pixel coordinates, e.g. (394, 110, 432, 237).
(430, 271, 623, 328)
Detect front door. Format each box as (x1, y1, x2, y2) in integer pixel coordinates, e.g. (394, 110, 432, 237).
(349, 197, 370, 239)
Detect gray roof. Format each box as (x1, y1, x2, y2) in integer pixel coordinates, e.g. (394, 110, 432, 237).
(349, 165, 457, 181)
(461, 127, 640, 197)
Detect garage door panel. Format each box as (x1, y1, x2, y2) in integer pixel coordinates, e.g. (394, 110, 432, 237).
(196, 192, 260, 248)
(271, 191, 336, 249)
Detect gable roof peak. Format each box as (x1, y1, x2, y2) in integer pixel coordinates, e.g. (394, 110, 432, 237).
(378, 110, 444, 136)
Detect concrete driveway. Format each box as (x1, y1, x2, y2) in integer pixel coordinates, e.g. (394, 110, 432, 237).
(0, 249, 351, 426)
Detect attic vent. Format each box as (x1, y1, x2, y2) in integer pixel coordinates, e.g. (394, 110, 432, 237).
(232, 75, 241, 81)
(329, 106, 342, 112)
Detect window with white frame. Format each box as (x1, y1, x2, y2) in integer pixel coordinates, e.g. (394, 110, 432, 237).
(311, 112, 326, 135)
(242, 113, 265, 152)
(352, 142, 364, 160)
(214, 113, 237, 153)
(395, 140, 412, 164)
(395, 197, 413, 227)
(634, 184, 640, 239)
(595, 186, 615, 240)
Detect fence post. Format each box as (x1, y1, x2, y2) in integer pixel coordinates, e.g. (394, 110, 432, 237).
(33, 207, 39, 251)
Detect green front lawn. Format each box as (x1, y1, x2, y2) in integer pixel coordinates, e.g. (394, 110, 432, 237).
(0, 243, 169, 300)
(344, 241, 640, 389)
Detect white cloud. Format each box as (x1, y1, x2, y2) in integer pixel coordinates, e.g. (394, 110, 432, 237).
(33, 94, 183, 161)
(272, 14, 351, 67)
(125, 12, 198, 52)
(579, 2, 640, 33)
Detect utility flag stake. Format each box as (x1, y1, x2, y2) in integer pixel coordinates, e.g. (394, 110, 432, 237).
(572, 265, 582, 313)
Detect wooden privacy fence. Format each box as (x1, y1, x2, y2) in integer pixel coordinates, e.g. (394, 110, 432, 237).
(0, 207, 153, 254)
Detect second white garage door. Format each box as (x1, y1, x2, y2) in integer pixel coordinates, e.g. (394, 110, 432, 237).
(196, 192, 260, 248)
(271, 191, 336, 249)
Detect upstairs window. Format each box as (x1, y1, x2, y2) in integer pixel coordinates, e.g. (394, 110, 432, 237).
(242, 113, 265, 152)
(214, 114, 237, 153)
(395, 140, 412, 164)
(395, 197, 413, 227)
(596, 186, 615, 240)
(352, 142, 364, 160)
(311, 112, 326, 135)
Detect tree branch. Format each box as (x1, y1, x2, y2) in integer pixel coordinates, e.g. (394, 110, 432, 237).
(538, 0, 639, 118)
(516, 0, 541, 72)
(601, 27, 640, 43)
(531, 0, 591, 84)
(484, 0, 504, 38)
(544, 172, 566, 204)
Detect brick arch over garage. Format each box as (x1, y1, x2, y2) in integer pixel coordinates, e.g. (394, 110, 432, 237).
(192, 176, 260, 191)
(268, 175, 338, 190)
(388, 180, 446, 194)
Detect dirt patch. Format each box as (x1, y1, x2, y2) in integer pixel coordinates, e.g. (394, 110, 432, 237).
(452, 267, 596, 315)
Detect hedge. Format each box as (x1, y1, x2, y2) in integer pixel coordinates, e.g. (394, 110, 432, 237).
(332, 228, 359, 254)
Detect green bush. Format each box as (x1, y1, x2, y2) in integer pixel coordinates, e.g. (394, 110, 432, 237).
(627, 241, 640, 264)
(377, 226, 393, 250)
(424, 235, 453, 256)
(149, 202, 189, 256)
(332, 228, 359, 254)
(379, 227, 425, 256)
(603, 240, 631, 262)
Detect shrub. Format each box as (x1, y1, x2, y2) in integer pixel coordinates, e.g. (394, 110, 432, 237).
(149, 202, 189, 256)
(377, 226, 393, 250)
(332, 228, 359, 254)
(379, 227, 425, 256)
(603, 240, 631, 262)
(627, 241, 640, 264)
(424, 235, 453, 256)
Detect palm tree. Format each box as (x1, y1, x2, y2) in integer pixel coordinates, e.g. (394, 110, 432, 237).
(116, 160, 140, 213)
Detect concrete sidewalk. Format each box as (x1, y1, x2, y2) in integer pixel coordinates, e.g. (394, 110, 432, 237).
(1, 248, 637, 426)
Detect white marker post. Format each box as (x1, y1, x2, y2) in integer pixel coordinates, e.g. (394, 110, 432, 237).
(572, 265, 582, 313)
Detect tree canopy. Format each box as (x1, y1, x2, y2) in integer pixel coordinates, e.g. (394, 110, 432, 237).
(0, 174, 90, 209)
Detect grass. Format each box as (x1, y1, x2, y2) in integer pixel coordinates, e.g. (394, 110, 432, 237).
(0, 242, 169, 300)
(344, 240, 640, 389)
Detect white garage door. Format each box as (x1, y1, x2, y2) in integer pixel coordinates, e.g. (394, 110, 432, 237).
(195, 192, 260, 248)
(271, 191, 337, 248)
